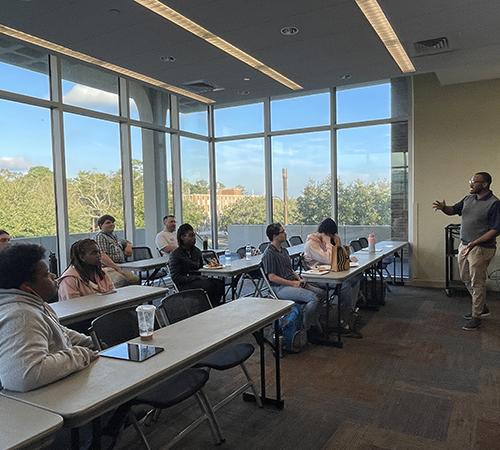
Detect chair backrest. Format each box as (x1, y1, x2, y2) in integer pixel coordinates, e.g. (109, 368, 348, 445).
(158, 289, 212, 325)
(358, 237, 368, 248)
(132, 246, 153, 261)
(236, 246, 256, 259)
(258, 264, 278, 299)
(89, 305, 140, 350)
(288, 235, 303, 246)
(258, 242, 270, 253)
(349, 240, 362, 252)
(201, 250, 219, 265)
(281, 240, 290, 248)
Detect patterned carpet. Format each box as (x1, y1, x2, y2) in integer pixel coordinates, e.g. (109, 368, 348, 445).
(116, 286, 500, 450)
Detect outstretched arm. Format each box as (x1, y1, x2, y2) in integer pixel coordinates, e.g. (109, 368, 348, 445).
(432, 199, 455, 215)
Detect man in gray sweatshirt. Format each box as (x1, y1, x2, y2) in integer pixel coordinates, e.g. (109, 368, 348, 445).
(0, 243, 98, 392)
(433, 172, 500, 330)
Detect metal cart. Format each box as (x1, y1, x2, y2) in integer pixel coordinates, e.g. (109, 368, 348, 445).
(444, 223, 466, 296)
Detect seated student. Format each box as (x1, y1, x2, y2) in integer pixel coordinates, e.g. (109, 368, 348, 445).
(58, 239, 115, 300)
(303, 218, 362, 329)
(95, 214, 138, 287)
(0, 229, 11, 251)
(0, 244, 98, 392)
(262, 223, 324, 338)
(169, 223, 224, 307)
(155, 215, 178, 259)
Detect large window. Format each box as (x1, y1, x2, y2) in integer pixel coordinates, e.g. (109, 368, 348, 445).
(215, 138, 265, 249)
(0, 37, 49, 99)
(0, 100, 55, 250)
(271, 92, 329, 131)
(271, 131, 331, 225)
(64, 113, 123, 238)
(180, 137, 211, 243)
(214, 102, 263, 137)
(179, 100, 208, 135)
(337, 124, 391, 242)
(62, 59, 119, 115)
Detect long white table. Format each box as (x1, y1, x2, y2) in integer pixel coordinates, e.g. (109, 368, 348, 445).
(1, 298, 293, 447)
(0, 397, 63, 450)
(52, 285, 168, 325)
(301, 240, 409, 346)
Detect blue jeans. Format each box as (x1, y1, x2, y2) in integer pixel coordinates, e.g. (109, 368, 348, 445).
(273, 284, 325, 329)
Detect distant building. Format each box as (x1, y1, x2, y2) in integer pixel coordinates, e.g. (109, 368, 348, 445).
(188, 188, 246, 215)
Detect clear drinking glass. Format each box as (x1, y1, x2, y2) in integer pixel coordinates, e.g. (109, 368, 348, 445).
(135, 304, 156, 340)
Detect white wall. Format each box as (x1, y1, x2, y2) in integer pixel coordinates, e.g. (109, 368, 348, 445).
(412, 74, 500, 289)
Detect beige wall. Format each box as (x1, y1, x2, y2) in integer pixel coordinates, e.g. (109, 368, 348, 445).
(412, 74, 500, 288)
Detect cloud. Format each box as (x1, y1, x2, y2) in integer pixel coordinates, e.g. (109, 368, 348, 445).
(64, 84, 118, 111)
(0, 156, 32, 172)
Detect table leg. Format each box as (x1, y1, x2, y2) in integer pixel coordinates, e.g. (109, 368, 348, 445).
(70, 428, 79, 450)
(392, 246, 405, 286)
(92, 417, 102, 450)
(313, 284, 343, 348)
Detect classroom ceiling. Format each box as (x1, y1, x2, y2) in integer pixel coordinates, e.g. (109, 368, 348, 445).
(1, 0, 500, 104)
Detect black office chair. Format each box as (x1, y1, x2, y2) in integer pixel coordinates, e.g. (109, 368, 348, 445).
(157, 289, 263, 412)
(131, 246, 169, 287)
(89, 306, 224, 449)
(288, 235, 303, 246)
(358, 237, 368, 249)
(258, 242, 270, 253)
(349, 240, 362, 252)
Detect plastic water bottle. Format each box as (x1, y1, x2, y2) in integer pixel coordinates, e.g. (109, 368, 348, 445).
(245, 244, 252, 260)
(225, 249, 232, 266)
(368, 233, 376, 253)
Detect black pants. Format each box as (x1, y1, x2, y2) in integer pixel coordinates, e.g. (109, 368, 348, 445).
(180, 277, 225, 306)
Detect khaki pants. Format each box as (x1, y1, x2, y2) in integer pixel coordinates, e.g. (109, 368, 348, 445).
(458, 243, 496, 318)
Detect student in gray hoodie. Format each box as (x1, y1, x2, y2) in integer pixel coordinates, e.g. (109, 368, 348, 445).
(0, 243, 98, 392)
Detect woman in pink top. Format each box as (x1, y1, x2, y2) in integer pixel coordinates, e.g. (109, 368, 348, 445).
(58, 239, 115, 300)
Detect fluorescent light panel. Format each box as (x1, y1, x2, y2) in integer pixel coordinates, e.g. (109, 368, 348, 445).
(134, 0, 303, 90)
(0, 24, 215, 104)
(355, 0, 415, 73)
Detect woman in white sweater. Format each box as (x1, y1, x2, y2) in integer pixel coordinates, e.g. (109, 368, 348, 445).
(0, 244, 98, 392)
(303, 218, 361, 327)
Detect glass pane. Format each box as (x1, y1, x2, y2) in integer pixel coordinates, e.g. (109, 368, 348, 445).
(179, 99, 208, 135)
(336, 82, 390, 124)
(391, 122, 408, 241)
(271, 92, 329, 131)
(0, 36, 49, 99)
(62, 58, 119, 115)
(216, 138, 265, 250)
(214, 102, 264, 137)
(272, 131, 331, 228)
(129, 80, 170, 126)
(337, 124, 391, 243)
(131, 127, 173, 247)
(64, 113, 123, 239)
(180, 137, 211, 245)
(0, 100, 56, 254)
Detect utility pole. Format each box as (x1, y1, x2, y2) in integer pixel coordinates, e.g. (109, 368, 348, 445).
(282, 167, 288, 225)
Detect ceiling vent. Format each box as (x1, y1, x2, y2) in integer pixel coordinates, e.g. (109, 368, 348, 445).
(413, 37, 451, 56)
(181, 80, 222, 94)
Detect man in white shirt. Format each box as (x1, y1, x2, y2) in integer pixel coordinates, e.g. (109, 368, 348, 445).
(155, 215, 178, 258)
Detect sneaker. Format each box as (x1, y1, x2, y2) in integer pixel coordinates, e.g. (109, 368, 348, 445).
(462, 317, 481, 330)
(463, 305, 490, 320)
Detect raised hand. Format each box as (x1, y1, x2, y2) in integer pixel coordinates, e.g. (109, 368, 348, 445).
(432, 199, 446, 211)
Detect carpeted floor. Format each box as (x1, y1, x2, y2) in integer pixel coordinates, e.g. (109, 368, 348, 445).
(116, 286, 500, 450)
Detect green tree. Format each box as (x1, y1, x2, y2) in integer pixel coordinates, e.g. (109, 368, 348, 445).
(296, 177, 332, 224)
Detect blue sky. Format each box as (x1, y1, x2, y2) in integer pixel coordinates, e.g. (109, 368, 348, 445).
(0, 62, 392, 193)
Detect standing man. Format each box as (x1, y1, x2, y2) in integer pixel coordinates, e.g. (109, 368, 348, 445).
(433, 172, 500, 330)
(155, 215, 178, 259)
(262, 223, 324, 340)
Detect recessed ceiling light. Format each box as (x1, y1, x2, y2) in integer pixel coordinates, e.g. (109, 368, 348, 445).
(160, 55, 175, 62)
(238, 89, 250, 96)
(108, 8, 121, 14)
(243, 77, 251, 81)
(355, 0, 415, 73)
(340, 73, 352, 80)
(280, 26, 299, 36)
(0, 24, 214, 104)
(134, 0, 303, 91)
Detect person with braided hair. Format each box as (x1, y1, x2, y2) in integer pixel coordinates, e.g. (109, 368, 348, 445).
(58, 239, 115, 301)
